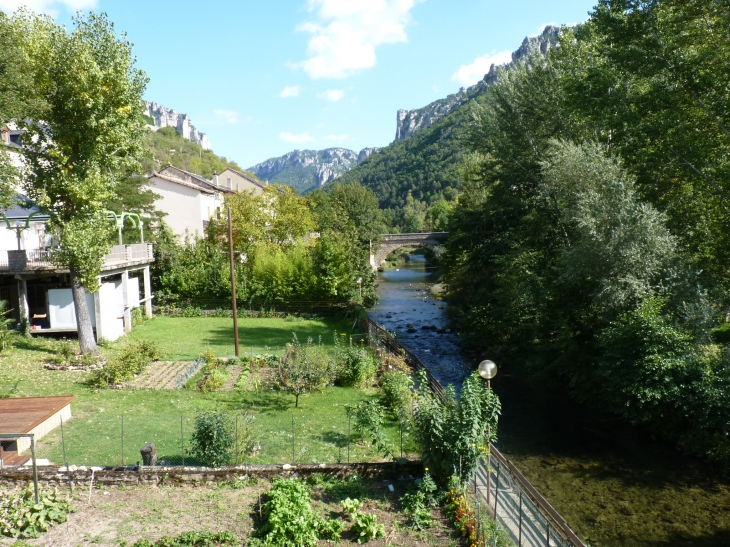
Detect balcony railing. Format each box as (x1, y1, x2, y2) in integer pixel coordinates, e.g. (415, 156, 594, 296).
(0, 243, 153, 272)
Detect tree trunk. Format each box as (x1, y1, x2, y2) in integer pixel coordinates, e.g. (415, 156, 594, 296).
(70, 267, 98, 354)
(295, 394, 299, 408)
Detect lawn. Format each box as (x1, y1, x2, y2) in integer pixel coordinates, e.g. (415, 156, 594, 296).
(0, 314, 417, 467)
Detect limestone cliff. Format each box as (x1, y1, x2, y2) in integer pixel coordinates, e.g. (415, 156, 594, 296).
(144, 102, 210, 150)
(248, 147, 379, 194)
(393, 26, 560, 141)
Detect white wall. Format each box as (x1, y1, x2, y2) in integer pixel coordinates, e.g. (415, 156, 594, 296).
(148, 175, 206, 239)
(217, 169, 264, 194)
(48, 288, 96, 330)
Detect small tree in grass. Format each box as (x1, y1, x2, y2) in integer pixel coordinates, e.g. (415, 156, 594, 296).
(189, 411, 234, 467)
(273, 334, 334, 408)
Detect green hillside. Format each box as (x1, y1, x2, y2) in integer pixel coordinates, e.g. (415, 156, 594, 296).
(266, 164, 319, 194)
(335, 94, 481, 221)
(139, 126, 255, 180)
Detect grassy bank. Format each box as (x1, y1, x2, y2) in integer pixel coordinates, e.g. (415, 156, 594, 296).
(0, 314, 416, 466)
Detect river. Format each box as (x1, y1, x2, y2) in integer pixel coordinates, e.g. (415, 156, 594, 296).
(370, 254, 730, 547)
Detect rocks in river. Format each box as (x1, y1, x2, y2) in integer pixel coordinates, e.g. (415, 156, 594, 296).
(406, 324, 414, 328)
(407, 327, 417, 333)
(421, 325, 431, 330)
(430, 325, 438, 331)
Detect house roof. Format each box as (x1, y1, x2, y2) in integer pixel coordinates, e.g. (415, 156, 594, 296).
(149, 170, 216, 194)
(0, 196, 49, 222)
(156, 165, 236, 194)
(219, 167, 267, 189)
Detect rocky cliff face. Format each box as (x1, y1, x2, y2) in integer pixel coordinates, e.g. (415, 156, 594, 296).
(393, 26, 560, 141)
(144, 102, 210, 150)
(248, 147, 380, 193)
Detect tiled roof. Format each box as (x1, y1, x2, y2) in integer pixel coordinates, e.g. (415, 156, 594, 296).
(149, 171, 215, 194)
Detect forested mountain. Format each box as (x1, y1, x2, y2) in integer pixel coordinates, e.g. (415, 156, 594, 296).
(334, 27, 559, 229)
(248, 147, 378, 194)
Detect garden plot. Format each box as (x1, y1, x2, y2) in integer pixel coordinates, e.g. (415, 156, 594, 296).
(125, 361, 198, 390)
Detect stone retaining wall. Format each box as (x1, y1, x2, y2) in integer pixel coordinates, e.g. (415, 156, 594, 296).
(0, 461, 423, 488)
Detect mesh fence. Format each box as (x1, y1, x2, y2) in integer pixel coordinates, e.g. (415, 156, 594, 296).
(32, 412, 414, 468)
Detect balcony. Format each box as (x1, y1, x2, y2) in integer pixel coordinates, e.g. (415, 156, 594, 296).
(0, 243, 154, 273)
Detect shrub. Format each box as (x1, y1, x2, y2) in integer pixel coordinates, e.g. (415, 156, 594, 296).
(188, 412, 234, 467)
(0, 487, 74, 539)
(253, 478, 343, 547)
(346, 401, 392, 457)
(400, 472, 438, 530)
(335, 344, 377, 388)
(88, 340, 160, 387)
(380, 370, 413, 415)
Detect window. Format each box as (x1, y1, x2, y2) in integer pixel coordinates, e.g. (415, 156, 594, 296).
(227, 177, 232, 189)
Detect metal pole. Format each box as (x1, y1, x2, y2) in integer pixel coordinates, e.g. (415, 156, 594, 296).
(399, 419, 403, 458)
(487, 378, 491, 510)
(228, 207, 240, 358)
(180, 416, 185, 466)
(291, 414, 295, 463)
(235, 415, 239, 465)
(30, 435, 39, 504)
(518, 491, 523, 547)
(347, 414, 351, 464)
(546, 523, 550, 547)
(494, 459, 500, 516)
(60, 416, 73, 493)
(121, 415, 124, 466)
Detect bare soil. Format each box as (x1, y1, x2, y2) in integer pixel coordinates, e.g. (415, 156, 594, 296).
(1, 479, 460, 546)
(125, 361, 196, 390)
(221, 366, 243, 392)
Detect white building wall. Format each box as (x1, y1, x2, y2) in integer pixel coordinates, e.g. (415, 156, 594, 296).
(148, 175, 207, 239)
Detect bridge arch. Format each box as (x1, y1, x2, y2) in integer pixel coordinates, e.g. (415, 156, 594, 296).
(370, 232, 449, 270)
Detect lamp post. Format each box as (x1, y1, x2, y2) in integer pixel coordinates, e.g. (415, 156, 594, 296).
(478, 359, 497, 512)
(357, 277, 362, 300)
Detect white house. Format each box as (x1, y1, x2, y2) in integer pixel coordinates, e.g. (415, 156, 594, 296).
(214, 168, 266, 194)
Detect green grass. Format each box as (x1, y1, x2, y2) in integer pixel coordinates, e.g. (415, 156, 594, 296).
(130, 315, 354, 360)
(0, 314, 416, 467)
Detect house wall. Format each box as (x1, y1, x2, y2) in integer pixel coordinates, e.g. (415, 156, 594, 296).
(148, 175, 206, 239)
(217, 169, 264, 194)
(0, 223, 48, 252)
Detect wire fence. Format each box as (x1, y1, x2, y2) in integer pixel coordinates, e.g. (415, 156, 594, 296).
(152, 297, 350, 318)
(33, 412, 415, 469)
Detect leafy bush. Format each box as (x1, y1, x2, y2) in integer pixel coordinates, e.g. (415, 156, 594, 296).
(88, 339, 161, 387)
(0, 487, 74, 539)
(334, 341, 377, 388)
(273, 335, 334, 407)
(341, 497, 362, 518)
(252, 478, 343, 547)
(321, 473, 367, 500)
(188, 411, 234, 467)
(346, 400, 392, 457)
(380, 370, 413, 415)
(130, 531, 238, 546)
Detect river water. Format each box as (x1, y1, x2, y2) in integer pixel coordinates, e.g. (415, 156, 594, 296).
(370, 255, 730, 547)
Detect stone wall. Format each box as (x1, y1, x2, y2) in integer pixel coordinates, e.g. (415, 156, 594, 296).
(0, 461, 423, 489)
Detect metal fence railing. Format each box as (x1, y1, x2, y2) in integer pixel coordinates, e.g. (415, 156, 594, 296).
(365, 316, 585, 547)
(153, 298, 349, 318)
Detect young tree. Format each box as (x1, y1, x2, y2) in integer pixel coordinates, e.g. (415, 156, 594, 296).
(273, 335, 333, 408)
(18, 11, 148, 353)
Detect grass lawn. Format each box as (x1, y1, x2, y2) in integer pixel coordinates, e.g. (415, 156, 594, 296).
(0, 314, 417, 467)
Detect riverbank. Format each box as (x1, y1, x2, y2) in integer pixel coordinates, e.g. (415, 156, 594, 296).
(371, 252, 730, 547)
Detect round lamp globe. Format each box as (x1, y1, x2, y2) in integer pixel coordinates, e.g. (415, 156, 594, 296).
(478, 360, 497, 380)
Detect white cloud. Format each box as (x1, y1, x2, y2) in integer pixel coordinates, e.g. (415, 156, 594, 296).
(295, 0, 421, 79)
(0, 0, 95, 15)
(279, 85, 302, 98)
(317, 89, 345, 102)
(213, 109, 251, 125)
(452, 50, 512, 86)
(279, 131, 315, 143)
(324, 133, 351, 141)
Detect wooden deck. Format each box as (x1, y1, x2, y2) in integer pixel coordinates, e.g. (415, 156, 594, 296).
(0, 396, 75, 466)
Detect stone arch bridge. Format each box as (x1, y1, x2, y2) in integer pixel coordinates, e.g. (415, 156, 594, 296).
(370, 232, 449, 270)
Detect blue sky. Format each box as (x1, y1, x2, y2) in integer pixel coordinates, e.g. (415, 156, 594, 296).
(3, 0, 597, 168)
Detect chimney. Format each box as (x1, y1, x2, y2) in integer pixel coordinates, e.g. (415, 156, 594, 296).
(1, 126, 9, 145)
(213, 172, 219, 186)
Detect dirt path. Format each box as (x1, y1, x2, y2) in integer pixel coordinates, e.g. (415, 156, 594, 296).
(221, 365, 243, 392)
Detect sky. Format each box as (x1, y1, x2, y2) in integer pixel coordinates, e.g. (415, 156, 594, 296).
(1, 0, 597, 168)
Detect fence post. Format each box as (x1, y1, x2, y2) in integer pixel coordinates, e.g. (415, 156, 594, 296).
(121, 415, 124, 466)
(347, 414, 351, 464)
(30, 435, 39, 504)
(494, 460, 500, 516)
(291, 415, 295, 464)
(180, 416, 185, 466)
(546, 522, 550, 547)
(518, 491, 522, 547)
(399, 418, 403, 458)
(60, 416, 72, 493)
(235, 414, 239, 465)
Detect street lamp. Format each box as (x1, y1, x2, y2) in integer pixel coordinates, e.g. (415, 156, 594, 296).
(478, 359, 497, 510)
(357, 277, 362, 300)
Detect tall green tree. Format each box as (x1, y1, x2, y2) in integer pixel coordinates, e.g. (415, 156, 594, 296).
(18, 11, 147, 353)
